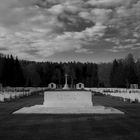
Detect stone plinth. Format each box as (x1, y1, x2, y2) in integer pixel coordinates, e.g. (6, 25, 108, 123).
(13, 90, 124, 114)
(43, 91, 93, 108)
(13, 105, 124, 114)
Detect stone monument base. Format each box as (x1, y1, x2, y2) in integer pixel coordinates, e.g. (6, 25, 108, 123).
(13, 90, 124, 114)
(13, 105, 124, 114)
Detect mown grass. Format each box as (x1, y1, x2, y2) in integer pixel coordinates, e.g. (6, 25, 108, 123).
(0, 94, 140, 140)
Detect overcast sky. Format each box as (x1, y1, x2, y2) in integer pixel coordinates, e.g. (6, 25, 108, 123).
(0, 0, 140, 62)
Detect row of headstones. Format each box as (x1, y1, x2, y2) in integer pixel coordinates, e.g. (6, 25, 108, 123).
(48, 83, 85, 89)
(86, 88, 140, 103)
(0, 87, 46, 102)
(0, 90, 30, 102)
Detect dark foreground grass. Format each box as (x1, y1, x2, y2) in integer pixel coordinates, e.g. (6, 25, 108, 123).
(0, 95, 140, 140)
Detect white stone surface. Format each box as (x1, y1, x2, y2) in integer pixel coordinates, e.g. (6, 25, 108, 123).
(13, 105, 124, 114)
(43, 91, 93, 107)
(63, 74, 69, 89)
(63, 84, 69, 90)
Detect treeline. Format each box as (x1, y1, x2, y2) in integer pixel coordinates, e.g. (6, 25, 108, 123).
(0, 53, 140, 88)
(110, 54, 139, 88)
(22, 61, 99, 87)
(0, 54, 25, 87)
(98, 54, 140, 88)
(0, 54, 98, 87)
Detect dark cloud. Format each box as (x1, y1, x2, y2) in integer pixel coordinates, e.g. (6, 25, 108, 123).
(0, 47, 8, 51)
(24, 49, 40, 56)
(58, 14, 94, 32)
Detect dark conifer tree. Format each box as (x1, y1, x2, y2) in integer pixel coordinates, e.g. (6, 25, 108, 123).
(14, 57, 25, 87)
(124, 53, 138, 87)
(110, 59, 119, 87)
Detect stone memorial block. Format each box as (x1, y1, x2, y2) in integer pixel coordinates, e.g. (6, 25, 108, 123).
(76, 83, 84, 89)
(48, 83, 56, 89)
(43, 91, 93, 107)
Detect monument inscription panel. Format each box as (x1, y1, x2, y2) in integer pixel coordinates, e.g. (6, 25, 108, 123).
(43, 91, 93, 108)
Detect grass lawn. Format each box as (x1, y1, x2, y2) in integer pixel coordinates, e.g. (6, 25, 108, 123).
(0, 94, 140, 140)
